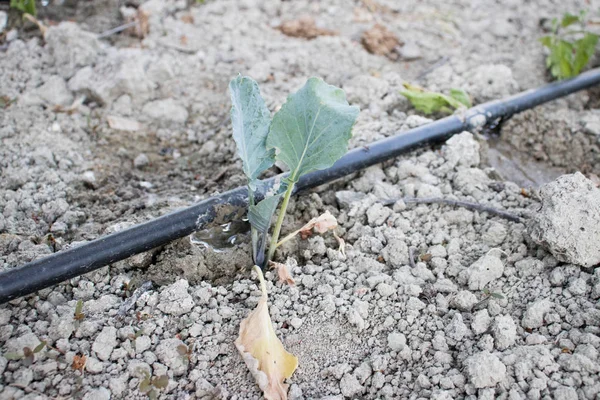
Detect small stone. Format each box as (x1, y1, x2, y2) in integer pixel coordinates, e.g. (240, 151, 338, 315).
(553, 386, 578, 400)
(471, 310, 492, 335)
(466, 253, 504, 290)
(155, 338, 188, 376)
(92, 327, 117, 361)
(522, 299, 553, 329)
(135, 335, 152, 353)
(37, 75, 74, 106)
(340, 373, 363, 398)
(377, 283, 395, 297)
(142, 98, 188, 123)
(492, 315, 517, 350)
(134, 153, 150, 169)
(0, 11, 7, 32)
(443, 131, 480, 168)
(158, 279, 194, 316)
(529, 172, 600, 267)
(82, 387, 111, 400)
(445, 313, 469, 341)
(387, 332, 407, 351)
(450, 290, 478, 311)
(290, 317, 303, 329)
(85, 357, 104, 374)
(464, 351, 506, 388)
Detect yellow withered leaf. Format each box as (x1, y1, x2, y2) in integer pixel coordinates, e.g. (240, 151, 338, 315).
(235, 266, 298, 400)
(302, 210, 338, 234)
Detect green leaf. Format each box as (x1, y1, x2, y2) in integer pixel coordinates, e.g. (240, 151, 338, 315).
(449, 88, 472, 108)
(560, 13, 580, 28)
(139, 379, 152, 393)
(267, 77, 359, 182)
(490, 292, 505, 299)
(3, 352, 22, 360)
(148, 389, 158, 400)
(153, 375, 169, 389)
(229, 75, 275, 186)
(539, 36, 553, 48)
(10, 0, 36, 15)
(33, 341, 47, 354)
(573, 33, 599, 75)
(400, 83, 468, 114)
(248, 194, 283, 234)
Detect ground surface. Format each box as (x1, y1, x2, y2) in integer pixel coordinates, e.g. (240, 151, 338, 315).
(1, 0, 600, 399)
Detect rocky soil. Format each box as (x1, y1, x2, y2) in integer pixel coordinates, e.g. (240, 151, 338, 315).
(1, 0, 600, 399)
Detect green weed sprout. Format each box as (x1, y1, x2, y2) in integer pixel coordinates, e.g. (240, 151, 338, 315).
(10, 0, 36, 16)
(228, 76, 359, 267)
(539, 11, 599, 80)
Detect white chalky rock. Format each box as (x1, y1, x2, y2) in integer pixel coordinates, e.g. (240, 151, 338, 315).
(158, 279, 194, 316)
(387, 332, 407, 351)
(466, 253, 504, 290)
(92, 327, 117, 361)
(522, 299, 553, 329)
(46, 22, 103, 78)
(82, 387, 111, 400)
(472, 310, 492, 335)
(492, 315, 517, 350)
(450, 290, 478, 311)
(443, 131, 480, 168)
(340, 373, 363, 398)
(529, 173, 600, 267)
(155, 338, 188, 376)
(142, 98, 188, 123)
(464, 351, 506, 388)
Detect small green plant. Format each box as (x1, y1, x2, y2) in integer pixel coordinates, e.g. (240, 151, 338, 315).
(400, 83, 471, 114)
(229, 76, 359, 267)
(539, 11, 599, 80)
(73, 299, 85, 325)
(4, 341, 47, 366)
(10, 0, 37, 16)
(139, 371, 169, 399)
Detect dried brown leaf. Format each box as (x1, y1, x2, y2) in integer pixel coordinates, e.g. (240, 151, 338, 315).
(361, 24, 402, 59)
(72, 354, 86, 373)
(235, 266, 298, 400)
(299, 210, 338, 236)
(269, 261, 295, 286)
(277, 16, 336, 40)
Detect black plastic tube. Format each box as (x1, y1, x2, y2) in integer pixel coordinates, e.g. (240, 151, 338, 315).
(2, 68, 600, 304)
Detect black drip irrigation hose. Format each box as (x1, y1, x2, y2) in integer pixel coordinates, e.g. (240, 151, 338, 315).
(2, 68, 600, 304)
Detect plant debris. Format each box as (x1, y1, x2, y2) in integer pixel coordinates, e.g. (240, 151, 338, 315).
(400, 83, 471, 114)
(277, 17, 336, 40)
(361, 24, 403, 59)
(269, 260, 295, 286)
(235, 266, 298, 400)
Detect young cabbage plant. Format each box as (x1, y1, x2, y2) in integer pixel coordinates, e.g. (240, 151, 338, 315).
(229, 75, 359, 267)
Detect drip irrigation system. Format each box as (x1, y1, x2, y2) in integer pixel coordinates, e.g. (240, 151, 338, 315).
(2, 68, 600, 304)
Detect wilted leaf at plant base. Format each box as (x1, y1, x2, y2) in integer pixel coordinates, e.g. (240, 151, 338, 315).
(400, 83, 469, 115)
(267, 78, 359, 182)
(236, 266, 298, 400)
(72, 354, 87, 373)
(302, 210, 337, 234)
(229, 75, 275, 186)
(269, 261, 295, 286)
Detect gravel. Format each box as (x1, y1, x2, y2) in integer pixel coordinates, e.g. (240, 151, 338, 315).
(0, 0, 599, 398)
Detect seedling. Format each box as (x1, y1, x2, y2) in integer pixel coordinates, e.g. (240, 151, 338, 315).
(73, 299, 85, 328)
(400, 83, 471, 114)
(3, 341, 47, 366)
(539, 11, 599, 80)
(229, 76, 358, 399)
(229, 75, 358, 267)
(177, 343, 192, 365)
(139, 371, 169, 400)
(10, 0, 36, 16)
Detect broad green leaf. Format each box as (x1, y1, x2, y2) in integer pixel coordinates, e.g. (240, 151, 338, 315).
(139, 379, 152, 393)
(10, 0, 36, 15)
(229, 75, 275, 185)
(449, 88, 472, 108)
(573, 33, 599, 75)
(267, 77, 359, 182)
(248, 194, 283, 234)
(539, 36, 553, 48)
(400, 83, 468, 115)
(560, 13, 580, 28)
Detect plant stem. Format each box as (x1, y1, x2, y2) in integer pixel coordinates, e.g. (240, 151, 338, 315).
(266, 180, 295, 263)
(253, 265, 267, 296)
